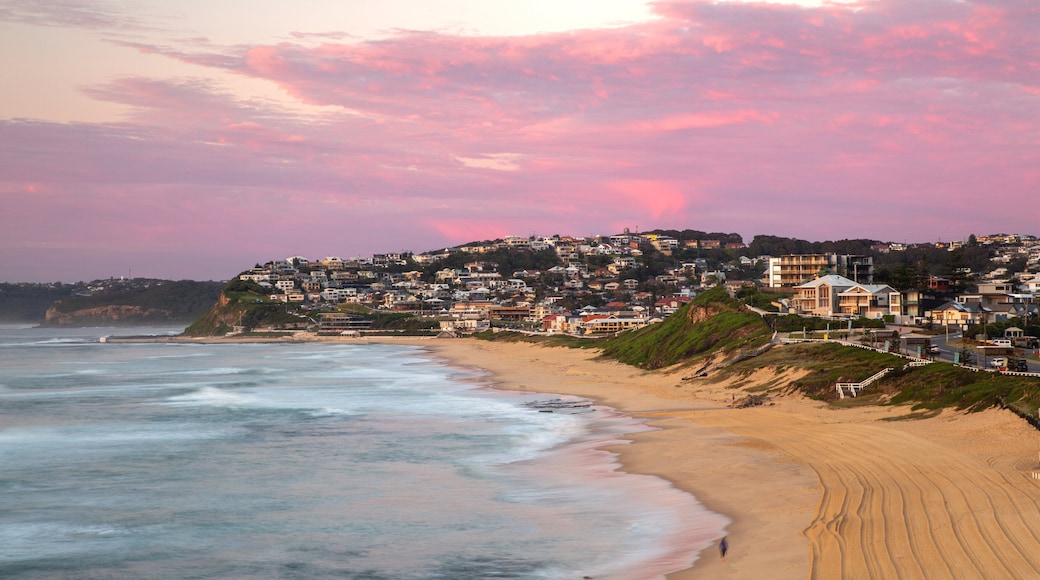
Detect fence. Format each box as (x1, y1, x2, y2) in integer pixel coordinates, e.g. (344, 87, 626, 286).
(783, 337, 933, 364)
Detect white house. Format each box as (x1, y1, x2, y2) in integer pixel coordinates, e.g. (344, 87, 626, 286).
(793, 275, 858, 317)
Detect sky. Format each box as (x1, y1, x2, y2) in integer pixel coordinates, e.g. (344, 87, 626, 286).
(2, 0, 1038, 282)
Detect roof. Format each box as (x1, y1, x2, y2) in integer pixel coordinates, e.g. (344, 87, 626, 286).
(931, 301, 987, 313)
(859, 284, 895, 294)
(838, 283, 895, 296)
(795, 274, 858, 289)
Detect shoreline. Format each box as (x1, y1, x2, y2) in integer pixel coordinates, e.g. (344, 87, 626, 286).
(381, 337, 817, 579)
(114, 332, 810, 576)
(109, 332, 1040, 578)
(365, 336, 1040, 579)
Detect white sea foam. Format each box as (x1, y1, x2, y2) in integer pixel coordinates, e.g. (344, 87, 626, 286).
(305, 407, 350, 417)
(164, 386, 257, 407)
(0, 522, 130, 561)
(0, 521, 124, 541)
(0, 338, 93, 348)
(173, 366, 251, 376)
(40, 337, 92, 344)
(0, 424, 223, 446)
(1, 385, 174, 399)
(73, 368, 106, 375)
(145, 352, 213, 360)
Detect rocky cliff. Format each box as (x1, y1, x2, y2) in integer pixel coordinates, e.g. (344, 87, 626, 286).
(182, 293, 250, 336)
(37, 280, 223, 327)
(43, 304, 175, 327)
(182, 280, 304, 336)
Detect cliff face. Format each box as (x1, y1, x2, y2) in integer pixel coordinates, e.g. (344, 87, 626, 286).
(687, 303, 721, 324)
(43, 304, 175, 327)
(37, 280, 223, 327)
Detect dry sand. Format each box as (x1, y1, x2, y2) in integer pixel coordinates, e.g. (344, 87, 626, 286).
(365, 336, 1040, 579)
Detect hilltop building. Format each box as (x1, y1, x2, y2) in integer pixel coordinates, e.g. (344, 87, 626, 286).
(768, 254, 873, 288)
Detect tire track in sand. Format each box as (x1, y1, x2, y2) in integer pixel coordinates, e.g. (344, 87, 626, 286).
(688, 407, 1040, 579)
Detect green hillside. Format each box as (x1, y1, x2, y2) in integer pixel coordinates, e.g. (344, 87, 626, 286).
(712, 341, 1040, 416)
(886, 362, 1040, 414)
(183, 280, 300, 336)
(600, 286, 771, 369)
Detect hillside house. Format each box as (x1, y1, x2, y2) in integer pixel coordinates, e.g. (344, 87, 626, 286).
(579, 312, 651, 335)
(655, 296, 692, 314)
(793, 275, 858, 317)
(837, 284, 896, 318)
(927, 301, 986, 330)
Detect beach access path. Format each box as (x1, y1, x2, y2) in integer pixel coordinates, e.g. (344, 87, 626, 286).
(380, 337, 1040, 580)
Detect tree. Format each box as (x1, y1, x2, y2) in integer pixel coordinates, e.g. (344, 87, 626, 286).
(875, 264, 920, 291)
(730, 259, 766, 282)
(1006, 256, 1028, 277)
(942, 249, 972, 290)
(957, 345, 975, 366)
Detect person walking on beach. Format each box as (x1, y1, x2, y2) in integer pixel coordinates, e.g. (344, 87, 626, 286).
(719, 536, 729, 561)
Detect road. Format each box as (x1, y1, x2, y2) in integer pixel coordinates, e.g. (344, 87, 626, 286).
(931, 330, 1040, 373)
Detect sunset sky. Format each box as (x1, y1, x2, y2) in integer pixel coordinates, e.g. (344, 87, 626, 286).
(3, 0, 1038, 282)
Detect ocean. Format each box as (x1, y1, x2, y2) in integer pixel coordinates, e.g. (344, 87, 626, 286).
(0, 326, 727, 579)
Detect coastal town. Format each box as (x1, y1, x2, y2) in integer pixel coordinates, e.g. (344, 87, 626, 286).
(228, 231, 1040, 346)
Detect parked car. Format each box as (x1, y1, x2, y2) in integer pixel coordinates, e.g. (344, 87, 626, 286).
(1013, 336, 1039, 349)
(990, 357, 1008, 369)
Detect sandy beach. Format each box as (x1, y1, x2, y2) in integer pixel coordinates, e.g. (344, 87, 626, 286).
(154, 332, 1040, 578)
(347, 336, 1040, 579)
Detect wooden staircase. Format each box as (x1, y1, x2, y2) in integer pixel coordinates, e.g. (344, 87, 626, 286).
(836, 367, 893, 399)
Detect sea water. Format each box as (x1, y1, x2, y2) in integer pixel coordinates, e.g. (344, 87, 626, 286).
(0, 326, 727, 579)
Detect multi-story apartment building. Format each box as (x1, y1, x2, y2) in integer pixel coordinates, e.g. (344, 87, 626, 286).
(835, 255, 874, 284)
(888, 290, 946, 325)
(502, 236, 531, 249)
(769, 254, 833, 288)
(768, 254, 873, 288)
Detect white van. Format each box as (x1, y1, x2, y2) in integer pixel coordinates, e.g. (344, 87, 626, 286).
(992, 339, 1012, 347)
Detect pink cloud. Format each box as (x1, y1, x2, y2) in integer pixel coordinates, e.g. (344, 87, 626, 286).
(3, 0, 1040, 281)
(422, 219, 514, 243)
(631, 110, 776, 131)
(607, 180, 688, 220)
